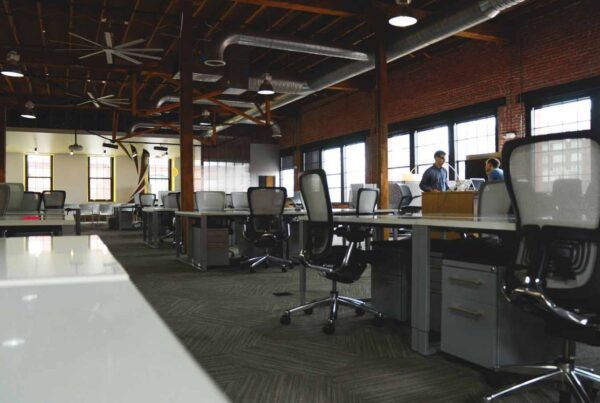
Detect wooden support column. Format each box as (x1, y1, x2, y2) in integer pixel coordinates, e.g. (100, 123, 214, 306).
(0, 105, 5, 183)
(179, 0, 194, 211)
(366, 20, 389, 208)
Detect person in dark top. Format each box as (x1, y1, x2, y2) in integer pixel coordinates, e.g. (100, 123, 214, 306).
(485, 158, 504, 181)
(419, 150, 450, 192)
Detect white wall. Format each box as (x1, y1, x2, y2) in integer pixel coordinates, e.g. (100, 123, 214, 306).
(115, 156, 140, 203)
(53, 154, 88, 204)
(6, 152, 23, 183)
(250, 144, 280, 186)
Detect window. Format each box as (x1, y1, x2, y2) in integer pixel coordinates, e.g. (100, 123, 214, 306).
(321, 147, 342, 203)
(343, 142, 365, 202)
(388, 133, 411, 181)
(26, 155, 52, 193)
(303, 149, 320, 171)
(280, 154, 295, 197)
(88, 156, 113, 201)
(531, 97, 591, 136)
(194, 147, 202, 192)
(414, 126, 449, 174)
(148, 158, 171, 193)
(200, 161, 251, 193)
(454, 116, 497, 176)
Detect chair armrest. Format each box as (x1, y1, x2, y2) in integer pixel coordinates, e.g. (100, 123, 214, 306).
(298, 253, 334, 274)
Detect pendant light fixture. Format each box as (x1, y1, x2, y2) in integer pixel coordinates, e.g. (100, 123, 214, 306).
(20, 101, 37, 119)
(68, 130, 83, 155)
(198, 109, 212, 126)
(258, 73, 275, 95)
(389, 0, 418, 28)
(1, 51, 24, 78)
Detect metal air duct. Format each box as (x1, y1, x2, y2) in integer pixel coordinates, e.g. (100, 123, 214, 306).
(204, 31, 370, 67)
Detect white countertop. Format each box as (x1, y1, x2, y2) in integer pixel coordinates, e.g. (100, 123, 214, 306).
(0, 236, 128, 286)
(0, 235, 229, 403)
(142, 207, 178, 213)
(0, 280, 229, 403)
(0, 215, 76, 227)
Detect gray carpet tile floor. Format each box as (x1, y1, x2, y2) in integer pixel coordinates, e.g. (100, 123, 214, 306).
(91, 227, 600, 403)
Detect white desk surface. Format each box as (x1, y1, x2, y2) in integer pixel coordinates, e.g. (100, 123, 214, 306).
(176, 209, 305, 217)
(0, 235, 128, 287)
(300, 214, 516, 231)
(0, 215, 75, 227)
(142, 207, 178, 213)
(0, 236, 229, 403)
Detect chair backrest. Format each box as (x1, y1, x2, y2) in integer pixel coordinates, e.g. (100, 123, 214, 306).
(42, 190, 66, 209)
(224, 193, 233, 208)
(21, 191, 42, 212)
(477, 181, 511, 218)
(0, 184, 10, 215)
(79, 203, 95, 215)
(157, 190, 169, 206)
(348, 183, 364, 208)
(231, 191, 249, 209)
(134, 193, 141, 206)
(300, 169, 334, 257)
(398, 184, 414, 209)
(504, 131, 600, 294)
(163, 192, 180, 209)
(6, 183, 24, 211)
(195, 191, 225, 211)
(248, 187, 286, 216)
(139, 193, 156, 207)
(388, 182, 402, 210)
(98, 203, 114, 214)
(356, 188, 379, 215)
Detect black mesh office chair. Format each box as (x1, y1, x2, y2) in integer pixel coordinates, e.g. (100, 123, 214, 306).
(0, 184, 9, 216)
(242, 187, 293, 273)
(397, 184, 421, 214)
(140, 193, 156, 207)
(160, 192, 180, 243)
(484, 132, 600, 403)
(280, 169, 383, 335)
(42, 190, 66, 211)
(22, 192, 42, 213)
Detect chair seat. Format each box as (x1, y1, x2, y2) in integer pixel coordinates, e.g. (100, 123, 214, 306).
(253, 233, 281, 249)
(545, 317, 600, 346)
(310, 246, 369, 284)
(334, 225, 370, 243)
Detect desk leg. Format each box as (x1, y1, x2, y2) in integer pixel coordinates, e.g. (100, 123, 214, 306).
(199, 215, 208, 271)
(151, 212, 161, 248)
(411, 225, 436, 355)
(175, 216, 182, 258)
(299, 220, 306, 305)
(142, 212, 148, 242)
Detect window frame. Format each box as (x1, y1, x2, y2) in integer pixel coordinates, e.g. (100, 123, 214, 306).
(387, 100, 501, 180)
(88, 156, 114, 202)
(25, 154, 53, 192)
(147, 158, 172, 193)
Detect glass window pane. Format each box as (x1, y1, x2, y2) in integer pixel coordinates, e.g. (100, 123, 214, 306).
(343, 142, 365, 203)
(454, 116, 497, 177)
(200, 161, 251, 193)
(388, 133, 411, 181)
(26, 155, 52, 193)
(280, 168, 294, 196)
(531, 97, 591, 136)
(148, 158, 170, 194)
(414, 126, 449, 174)
(89, 156, 113, 201)
(321, 147, 342, 202)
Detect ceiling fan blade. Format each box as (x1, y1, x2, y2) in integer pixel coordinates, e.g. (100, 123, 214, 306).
(105, 50, 114, 64)
(93, 101, 101, 108)
(78, 50, 105, 59)
(118, 51, 162, 61)
(69, 32, 104, 48)
(65, 91, 83, 98)
(113, 52, 141, 65)
(87, 92, 95, 100)
(104, 32, 114, 48)
(48, 39, 95, 47)
(115, 38, 145, 49)
(76, 100, 92, 106)
(118, 48, 164, 52)
(54, 48, 101, 51)
(97, 94, 115, 100)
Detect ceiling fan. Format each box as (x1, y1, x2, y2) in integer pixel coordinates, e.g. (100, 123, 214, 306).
(55, 32, 163, 65)
(74, 92, 129, 109)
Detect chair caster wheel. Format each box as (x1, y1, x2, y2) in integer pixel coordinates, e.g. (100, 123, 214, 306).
(355, 308, 365, 316)
(322, 323, 335, 335)
(373, 314, 384, 327)
(280, 314, 291, 325)
(304, 308, 313, 315)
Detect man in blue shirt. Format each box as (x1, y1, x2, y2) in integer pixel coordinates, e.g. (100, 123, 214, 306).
(485, 158, 504, 181)
(419, 150, 450, 192)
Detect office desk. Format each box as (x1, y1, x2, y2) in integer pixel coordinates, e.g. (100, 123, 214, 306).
(175, 209, 305, 270)
(297, 214, 516, 356)
(142, 207, 177, 248)
(115, 203, 137, 230)
(0, 235, 229, 403)
(0, 214, 77, 237)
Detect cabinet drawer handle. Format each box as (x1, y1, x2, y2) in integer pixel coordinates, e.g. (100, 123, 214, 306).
(448, 276, 483, 288)
(448, 305, 483, 320)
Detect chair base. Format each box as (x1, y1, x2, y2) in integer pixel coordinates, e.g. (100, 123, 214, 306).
(484, 340, 600, 403)
(281, 286, 384, 335)
(243, 253, 293, 273)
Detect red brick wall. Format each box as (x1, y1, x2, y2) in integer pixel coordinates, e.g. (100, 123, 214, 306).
(281, 0, 600, 151)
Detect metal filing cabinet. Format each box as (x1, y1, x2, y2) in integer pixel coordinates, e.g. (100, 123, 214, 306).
(441, 259, 562, 369)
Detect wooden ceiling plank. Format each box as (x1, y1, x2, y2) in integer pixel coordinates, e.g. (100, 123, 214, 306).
(36, 1, 52, 96)
(204, 1, 239, 39)
(230, 0, 358, 18)
(241, 4, 267, 28)
(2, 0, 33, 94)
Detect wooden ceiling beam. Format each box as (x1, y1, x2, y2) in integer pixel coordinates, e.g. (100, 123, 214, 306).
(229, 0, 359, 18)
(35, 1, 51, 96)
